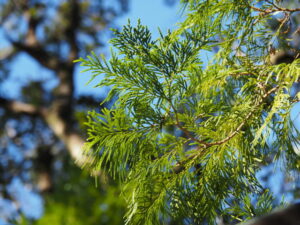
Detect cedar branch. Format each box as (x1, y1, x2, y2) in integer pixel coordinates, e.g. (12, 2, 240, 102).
(172, 86, 280, 173)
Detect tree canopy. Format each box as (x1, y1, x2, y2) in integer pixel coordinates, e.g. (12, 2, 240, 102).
(78, 0, 300, 224)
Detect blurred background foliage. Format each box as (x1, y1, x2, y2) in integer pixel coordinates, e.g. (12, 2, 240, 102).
(17, 161, 126, 225)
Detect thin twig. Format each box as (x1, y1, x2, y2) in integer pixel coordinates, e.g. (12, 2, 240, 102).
(171, 86, 280, 173)
(250, 5, 300, 14)
(207, 86, 279, 147)
(170, 102, 208, 146)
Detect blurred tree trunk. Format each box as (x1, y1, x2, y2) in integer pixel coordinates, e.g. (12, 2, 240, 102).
(0, 0, 129, 195)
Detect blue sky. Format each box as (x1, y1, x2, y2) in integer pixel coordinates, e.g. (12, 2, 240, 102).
(75, 0, 182, 96)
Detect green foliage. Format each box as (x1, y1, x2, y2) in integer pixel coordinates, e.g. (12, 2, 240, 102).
(17, 159, 126, 225)
(77, 1, 300, 224)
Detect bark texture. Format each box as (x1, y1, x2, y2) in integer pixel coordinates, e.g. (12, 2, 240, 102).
(243, 203, 300, 225)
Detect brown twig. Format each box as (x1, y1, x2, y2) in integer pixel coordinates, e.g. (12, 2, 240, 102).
(207, 86, 279, 147)
(171, 86, 280, 173)
(170, 102, 208, 146)
(249, 4, 300, 14)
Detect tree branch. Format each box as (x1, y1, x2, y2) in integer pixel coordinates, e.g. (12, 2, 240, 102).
(169, 101, 208, 146)
(249, 4, 300, 14)
(11, 41, 62, 71)
(172, 86, 280, 173)
(0, 97, 46, 116)
(206, 86, 279, 148)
